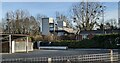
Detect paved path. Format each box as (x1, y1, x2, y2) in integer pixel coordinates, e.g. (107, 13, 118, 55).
(2, 49, 119, 59)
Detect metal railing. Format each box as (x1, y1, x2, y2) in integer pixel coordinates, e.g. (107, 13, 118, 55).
(2, 52, 119, 63)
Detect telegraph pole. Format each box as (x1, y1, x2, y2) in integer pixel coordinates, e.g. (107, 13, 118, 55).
(101, 5, 106, 34)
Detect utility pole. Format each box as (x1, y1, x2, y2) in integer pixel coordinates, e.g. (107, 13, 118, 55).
(7, 18, 10, 33)
(102, 5, 106, 34)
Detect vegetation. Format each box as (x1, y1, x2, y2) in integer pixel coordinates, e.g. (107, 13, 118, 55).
(71, 2, 106, 33)
(1, 9, 47, 41)
(105, 18, 118, 30)
(49, 34, 120, 49)
(2, 10, 41, 35)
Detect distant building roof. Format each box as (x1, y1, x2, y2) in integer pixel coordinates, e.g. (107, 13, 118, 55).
(50, 30, 69, 33)
(0, 33, 29, 42)
(80, 29, 120, 35)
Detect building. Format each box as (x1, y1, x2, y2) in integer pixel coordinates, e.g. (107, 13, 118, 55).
(54, 17, 74, 36)
(79, 29, 120, 40)
(57, 20, 69, 36)
(57, 20, 66, 28)
(42, 17, 75, 36)
(42, 18, 55, 35)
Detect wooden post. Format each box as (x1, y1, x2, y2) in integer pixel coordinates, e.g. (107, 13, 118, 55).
(26, 37, 28, 53)
(9, 35, 12, 54)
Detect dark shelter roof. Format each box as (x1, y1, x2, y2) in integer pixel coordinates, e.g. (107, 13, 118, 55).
(0, 34, 29, 42)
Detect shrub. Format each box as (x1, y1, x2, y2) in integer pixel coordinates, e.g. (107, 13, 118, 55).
(49, 34, 120, 49)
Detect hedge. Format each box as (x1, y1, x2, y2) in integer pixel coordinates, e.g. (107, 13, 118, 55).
(49, 34, 120, 49)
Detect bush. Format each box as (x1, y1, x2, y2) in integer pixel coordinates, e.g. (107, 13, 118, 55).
(49, 34, 120, 49)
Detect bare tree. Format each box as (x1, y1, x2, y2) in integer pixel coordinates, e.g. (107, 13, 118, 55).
(5, 11, 15, 33)
(71, 2, 106, 34)
(36, 14, 47, 33)
(23, 17, 30, 34)
(3, 9, 42, 35)
(105, 18, 118, 30)
(29, 16, 40, 35)
(3, 10, 30, 34)
(0, 22, 2, 33)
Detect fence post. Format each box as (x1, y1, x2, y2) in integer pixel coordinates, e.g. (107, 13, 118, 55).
(48, 58, 52, 63)
(110, 49, 113, 61)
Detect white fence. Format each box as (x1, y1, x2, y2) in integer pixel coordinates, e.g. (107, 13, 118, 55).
(15, 42, 33, 52)
(2, 52, 119, 63)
